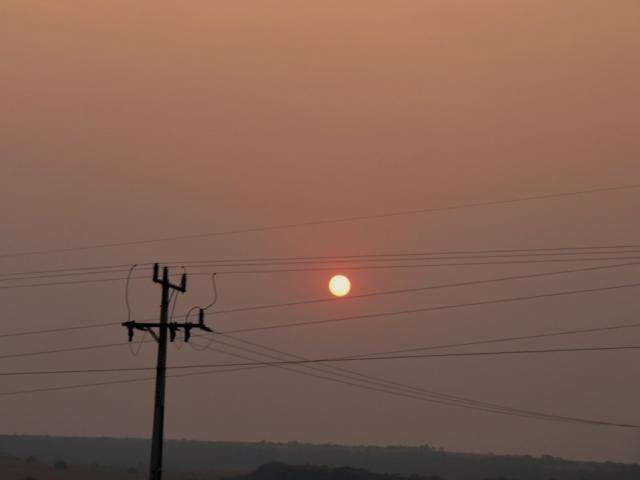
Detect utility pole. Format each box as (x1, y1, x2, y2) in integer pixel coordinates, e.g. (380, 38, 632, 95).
(122, 263, 212, 480)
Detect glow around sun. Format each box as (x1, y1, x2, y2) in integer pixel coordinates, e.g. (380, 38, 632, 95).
(329, 274, 351, 297)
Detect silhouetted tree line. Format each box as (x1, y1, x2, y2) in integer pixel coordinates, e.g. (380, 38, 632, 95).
(0, 435, 638, 480)
(227, 463, 564, 480)
(229, 462, 446, 480)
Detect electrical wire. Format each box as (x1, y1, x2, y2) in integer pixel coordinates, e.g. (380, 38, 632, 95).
(200, 256, 640, 275)
(170, 267, 187, 350)
(172, 244, 640, 262)
(204, 335, 555, 417)
(5, 256, 640, 290)
(210, 261, 640, 316)
(1, 338, 638, 428)
(0, 364, 267, 397)
(1, 183, 638, 259)
(2, 339, 637, 428)
(0, 275, 150, 290)
(124, 264, 137, 324)
(202, 334, 636, 428)
(4, 318, 640, 363)
(171, 250, 640, 268)
(2, 263, 639, 340)
(0, 342, 134, 360)
(0, 321, 120, 339)
(352, 321, 640, 357)
(223, 280, 640, 334)
(4, 246, 640, 282)
(2, 345, 640, 377)
(187, 274, 219, 352)
(124, 264, 146, 356)
(0, 263, 145, 278)
(200, 340, 585, 426)
(5, 251, 640, 284)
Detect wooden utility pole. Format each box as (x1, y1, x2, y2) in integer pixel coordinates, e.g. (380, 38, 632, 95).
(122, 263, 212, 480)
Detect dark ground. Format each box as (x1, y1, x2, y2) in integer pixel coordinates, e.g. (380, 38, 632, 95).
(1, 436, 638, 480)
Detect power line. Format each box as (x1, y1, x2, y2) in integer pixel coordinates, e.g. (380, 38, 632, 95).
(4, 318, 640, 363)
(0, 341, 134, 360)
(0, 364, 266, 397)
(172, 250, 640, 268)
(4, 245, 640, 281)
(2, 263, 639, 340)
(2, 345, 640, 377)
(0, 265, 146, 280)
(2, 338, 635, 428)
(0, 337, 637, 429)
(5, 251, 640, 284)
(2, 183, 638, 259)
(211, 261, 640, 315)
(224, 280, 640, 333)
(356, 321, 640, 357)
(0, 349, 601, 426)
(204, 256, 640, 275)
(206, 336, 558, 418)
(196, 338, 609, 427)
(168, 245, 640, 264)
(340, 345, 640, 360)
(207, 334, 637, 428)
(0, 321, 120, 339)
(4, 256, 640, 290)
(0, 276, 149, 290)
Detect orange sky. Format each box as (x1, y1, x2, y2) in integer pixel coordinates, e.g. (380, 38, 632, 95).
(2, 0, 640, 464)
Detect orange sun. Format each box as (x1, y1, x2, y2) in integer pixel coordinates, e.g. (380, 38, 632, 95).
(329, 274, 351, 297)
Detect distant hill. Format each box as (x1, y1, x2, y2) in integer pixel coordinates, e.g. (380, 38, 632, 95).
(0, 451, 239, 480)
(0, 452, 139, 480)
(0, 435, 639, 480)
(229, 462, 446, 480)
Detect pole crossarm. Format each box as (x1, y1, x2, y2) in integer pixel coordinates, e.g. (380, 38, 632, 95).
(122, 264, 212, 343)
(121, 311, 213, 343)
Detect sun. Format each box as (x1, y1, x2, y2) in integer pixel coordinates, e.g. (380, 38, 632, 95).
(329, 274, 351, 297)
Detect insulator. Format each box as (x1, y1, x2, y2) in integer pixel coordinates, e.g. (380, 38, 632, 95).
(153, 263, 160, 282)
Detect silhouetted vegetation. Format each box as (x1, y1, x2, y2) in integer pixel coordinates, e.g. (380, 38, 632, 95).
(229, 463, 446, 480)
(1, 435, 639, 480)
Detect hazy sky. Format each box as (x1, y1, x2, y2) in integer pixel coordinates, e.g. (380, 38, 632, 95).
(2, 0, 640, 464)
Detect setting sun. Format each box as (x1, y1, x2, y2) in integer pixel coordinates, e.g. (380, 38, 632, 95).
(328, 274, 351, 297)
